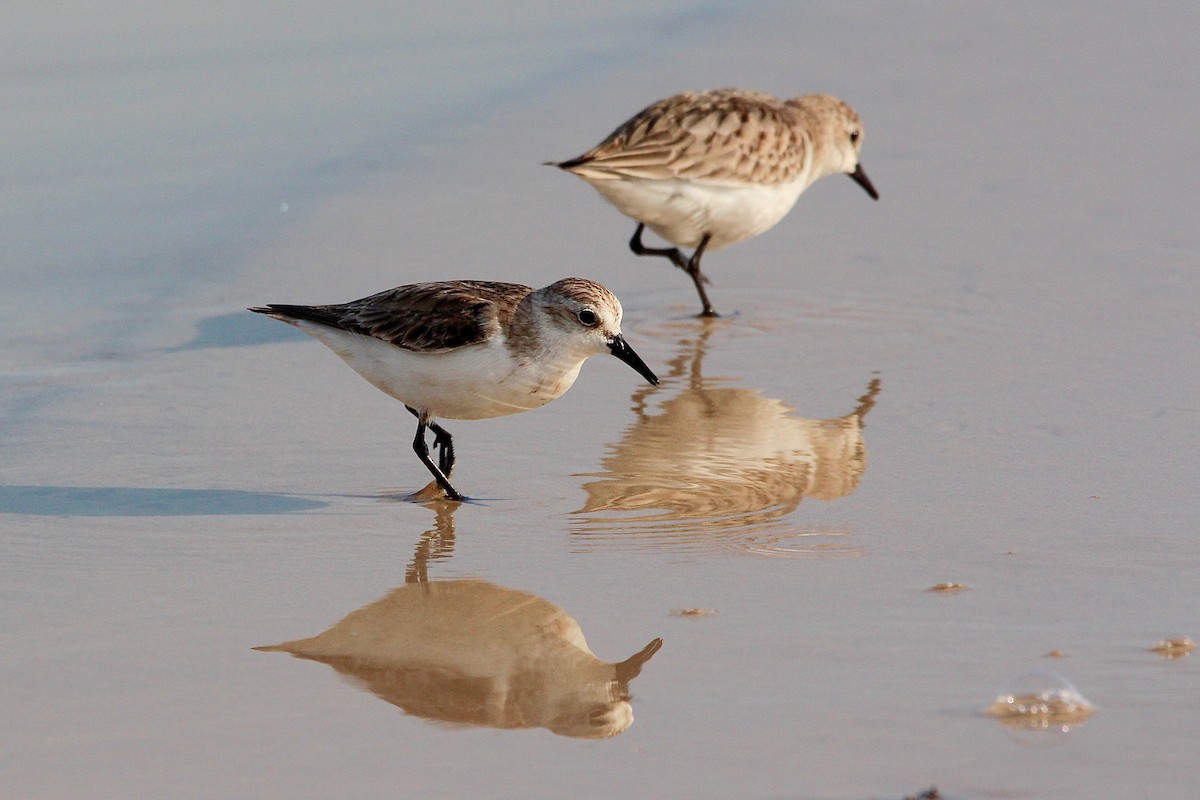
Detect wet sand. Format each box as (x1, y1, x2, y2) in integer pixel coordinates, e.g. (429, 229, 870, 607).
(3, 3, 1199, 799)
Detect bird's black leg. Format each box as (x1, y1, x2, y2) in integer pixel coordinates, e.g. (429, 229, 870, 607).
(407, 405, 453, 472)
(630, 223, 690, 272)
(685, 233, 716, 317)
(406, 406, 461, 501)
(427, 420, 455, 476)
(630, 224, 717, 317)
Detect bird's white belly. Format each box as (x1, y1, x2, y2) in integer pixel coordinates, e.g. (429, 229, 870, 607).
(587, 177, 807, 250)
(295, 323, 585, 421)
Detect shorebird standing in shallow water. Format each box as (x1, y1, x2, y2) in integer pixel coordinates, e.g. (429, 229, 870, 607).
(251, 278, 658, 501)
(549, 89, 879, 316)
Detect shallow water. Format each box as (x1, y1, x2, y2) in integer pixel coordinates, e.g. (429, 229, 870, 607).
(3, 3, 1199, 799)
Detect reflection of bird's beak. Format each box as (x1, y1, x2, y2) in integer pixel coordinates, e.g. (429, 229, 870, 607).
(614, 637, 664, 682)
(609, 335, 659, 385)
(849, 163, 879, 200)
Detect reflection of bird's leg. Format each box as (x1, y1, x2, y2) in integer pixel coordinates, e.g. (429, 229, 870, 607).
(406, 537, 430, 584)
(627, 313, 720, 415)
(687, 315, 717, 390)
(630, 224, 717, 317)
(406, 406, 462, 502)
(406, 502, 458, 584)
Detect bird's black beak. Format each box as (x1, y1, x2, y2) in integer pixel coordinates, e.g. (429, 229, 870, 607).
(849, 163, 879, 200)
(608, 334, 659, 385)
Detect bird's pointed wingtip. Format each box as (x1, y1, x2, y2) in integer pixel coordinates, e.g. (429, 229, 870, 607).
(548, 155, 591, 171)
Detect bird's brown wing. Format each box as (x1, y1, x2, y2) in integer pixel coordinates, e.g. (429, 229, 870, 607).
(556, 90, 807, 185)
(252, 280, 532, 352)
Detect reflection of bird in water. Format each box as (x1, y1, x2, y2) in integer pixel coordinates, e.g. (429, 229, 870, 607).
(258, 505, 662, 739)
(574, 321, 880, 551)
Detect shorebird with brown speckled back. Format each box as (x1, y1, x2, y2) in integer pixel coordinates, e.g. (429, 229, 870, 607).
(549, 90, 879, 316)
(251, 278, 658, 501)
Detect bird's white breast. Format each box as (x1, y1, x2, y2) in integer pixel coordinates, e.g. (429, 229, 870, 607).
(583, 176, 810, 250)
(294, 322, 587, 421)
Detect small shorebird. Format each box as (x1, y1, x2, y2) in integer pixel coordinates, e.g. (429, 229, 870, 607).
(251, 278, 658, 501)
(548, 89, 879, 316)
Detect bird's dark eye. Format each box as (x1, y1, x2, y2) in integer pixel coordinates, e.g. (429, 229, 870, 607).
(849, 129, 860, 144)
(578, 308, 598, 327)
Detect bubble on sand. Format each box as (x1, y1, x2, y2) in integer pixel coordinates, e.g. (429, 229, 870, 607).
(983, 669, 1094, 732)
